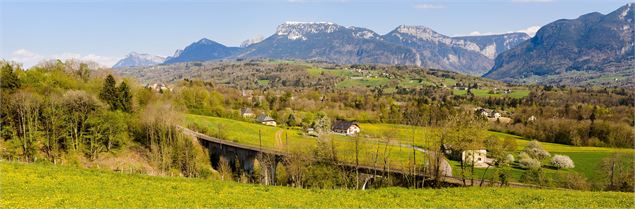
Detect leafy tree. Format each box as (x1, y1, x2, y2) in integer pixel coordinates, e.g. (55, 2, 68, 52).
(117, 81, 133, 113)
(287, 113, 297, 127)
(77, 63, 90, 82)
(99, 75, 119, 110)
(62, 90, 101, 151)
(1, 64, 20, 91)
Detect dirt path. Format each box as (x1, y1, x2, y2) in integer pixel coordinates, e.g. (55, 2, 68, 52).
(274, 130, 284, 149)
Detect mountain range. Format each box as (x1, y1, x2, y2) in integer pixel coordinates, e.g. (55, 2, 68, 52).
(113, 4, 633, 86)
(483, 3, 634, 86)
(114, 22, 529, 75)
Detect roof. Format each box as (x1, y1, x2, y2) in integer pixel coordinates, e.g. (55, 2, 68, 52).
(256, 114, 275, 122)
(240, 107, 254, 114)
(332, 120, 358, 131)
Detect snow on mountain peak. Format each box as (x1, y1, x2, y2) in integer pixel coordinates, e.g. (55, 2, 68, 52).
(241, 35, 265, 47)
(113, 52, 165, 68)
(276, 21, 344, 40)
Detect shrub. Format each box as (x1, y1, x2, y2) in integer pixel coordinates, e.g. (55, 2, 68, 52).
(551, 154, 575, 169)
(503, 154, 515, 164)
(560, 172, 589, 190)
(524, 140, 551, 160)
(518, 152, 541, 169)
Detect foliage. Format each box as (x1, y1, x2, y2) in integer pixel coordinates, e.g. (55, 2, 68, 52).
(551, 154, 575, 169)
(523, 140, 551, 160)
(518, 152, 541, 169)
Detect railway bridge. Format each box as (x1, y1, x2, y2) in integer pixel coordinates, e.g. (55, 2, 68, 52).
(179, 126, 536, 188)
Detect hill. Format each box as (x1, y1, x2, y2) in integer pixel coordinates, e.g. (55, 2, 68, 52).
(2, 162, 632, 208)
(484, 3, 635, 87)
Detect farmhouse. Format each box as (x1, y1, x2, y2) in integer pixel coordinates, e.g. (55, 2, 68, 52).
(332, 120, 360, 135)
(461, 149, 489, 168)
(240, 108, 255, 118)
(441, 144, 490, 168)
(256, 114, 277, 126)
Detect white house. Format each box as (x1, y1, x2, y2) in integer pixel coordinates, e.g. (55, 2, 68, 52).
(256, 114, 277, 126)
(461, 150, 489, 168)
(332, 120, 361, 136)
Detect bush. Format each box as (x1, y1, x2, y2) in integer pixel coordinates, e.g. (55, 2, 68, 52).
(551, 154, 575, 169)
(524, 140, 551, 160)
(503, 154, 515, 164)
(560, 172, 589, 190)
(518, 152, 541, 169)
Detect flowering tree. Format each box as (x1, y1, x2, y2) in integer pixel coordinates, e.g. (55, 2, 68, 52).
(551, 154, 575, 169)
(519, 152, 541, 169)
(524, 140, 551, 160)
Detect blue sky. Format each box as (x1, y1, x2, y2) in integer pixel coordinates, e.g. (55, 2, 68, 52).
(1, 0, 631, 67)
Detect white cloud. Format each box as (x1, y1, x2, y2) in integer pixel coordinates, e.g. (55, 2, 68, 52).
(414, 4, 445, 9)
(8, 49, 119, 68)
(467, 31, 497, 36)
(515, 25, 541, 37)
(456, 25, 541, 37)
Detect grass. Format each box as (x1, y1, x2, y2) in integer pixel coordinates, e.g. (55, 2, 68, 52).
(257, 79, 270, 85)
(185, 114, 424, 170)
(185, 114, 634, 184)
(2, 162, 633, 208)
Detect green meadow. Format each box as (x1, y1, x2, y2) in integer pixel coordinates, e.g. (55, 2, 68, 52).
(2, 162, 632, 208)
(186, 114, 633, 184)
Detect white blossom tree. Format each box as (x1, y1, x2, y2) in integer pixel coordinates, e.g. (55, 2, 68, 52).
(551, 154, 575, 169)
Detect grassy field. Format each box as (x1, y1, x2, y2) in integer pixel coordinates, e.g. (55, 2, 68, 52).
(185, 114, 634, 183)
(185, 114, 425, 170)
(2, 162, 632, 208)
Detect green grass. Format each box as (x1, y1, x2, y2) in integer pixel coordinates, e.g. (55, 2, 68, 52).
(185, 114, 424, 170)
(185, 114, 634, 184)
(2, 162, 632, 208)
(257, 79, 270, 85)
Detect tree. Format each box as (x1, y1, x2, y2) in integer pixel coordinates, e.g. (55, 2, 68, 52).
(1, 64, 20, 91)
(77, 63, 90, 82)
(523, 140, 551, 160)
(551, 154, 575, 169)
(287, 113, 297, 127)
(99, 74, 119, 110)
(62, 90, 101, 151)
(42, 96, 65, 162)
(7, 91, 42, 161)
(518, 152, 541, 169)
(117, 80, 133, 113)
(313, 112, 331, 133)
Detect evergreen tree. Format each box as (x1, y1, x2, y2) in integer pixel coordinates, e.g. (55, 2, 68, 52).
(117, 81, 133, 113)
(99, 74, 119, 110)
(1, 64, 20, 91)
(287, 113, 297, 127)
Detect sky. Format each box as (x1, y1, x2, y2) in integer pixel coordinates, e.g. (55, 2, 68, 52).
(1, 0, 631, 67)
